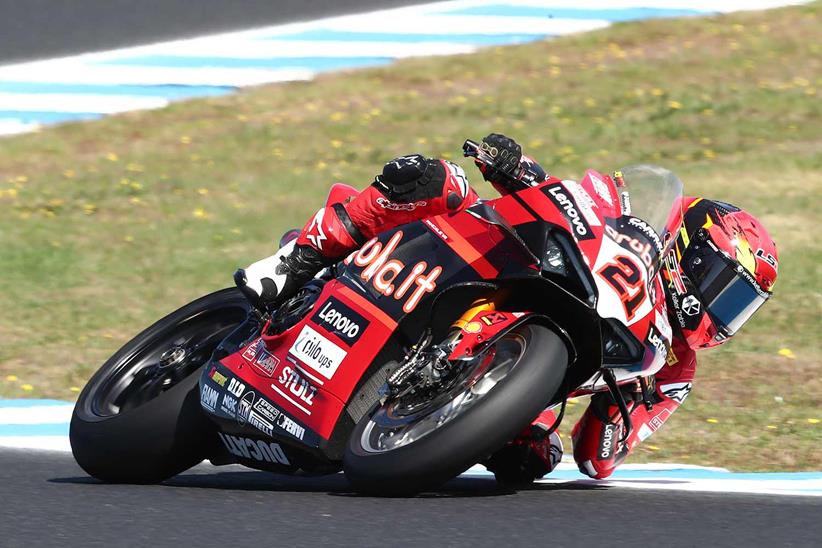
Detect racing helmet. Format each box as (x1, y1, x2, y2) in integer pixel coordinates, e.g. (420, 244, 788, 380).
(662, 198, 778, 349)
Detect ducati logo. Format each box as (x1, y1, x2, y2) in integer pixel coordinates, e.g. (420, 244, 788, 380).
(681, 295, 701, 316)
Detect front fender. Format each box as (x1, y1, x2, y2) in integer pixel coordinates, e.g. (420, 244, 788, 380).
(447, 309, 575, 363)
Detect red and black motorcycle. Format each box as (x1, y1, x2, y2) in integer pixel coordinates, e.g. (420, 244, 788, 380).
(70, 142, 684, 494)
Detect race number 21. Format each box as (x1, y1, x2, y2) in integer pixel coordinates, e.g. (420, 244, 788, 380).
(597, 255, 647, 320)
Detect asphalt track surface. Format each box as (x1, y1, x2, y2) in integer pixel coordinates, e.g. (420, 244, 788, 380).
(0, 0, 423, 63)
(1, 449, 819, 547)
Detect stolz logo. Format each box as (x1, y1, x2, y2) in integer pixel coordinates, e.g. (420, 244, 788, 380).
(289, 325, 347, 380)
(218, 433, 290, 465)
(311, 296, 369, 345)
(543, 185, 594, 240)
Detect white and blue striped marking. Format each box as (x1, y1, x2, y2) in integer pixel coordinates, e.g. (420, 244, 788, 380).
(0, 0, 807, 136)
(2, 399, 819, 496)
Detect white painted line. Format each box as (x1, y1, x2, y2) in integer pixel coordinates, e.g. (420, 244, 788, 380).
(0, 436, 71, 452)
(0, 119, 40, 135)
(0, 64, 315, 87)
(131, 40, 477, 59)
(0, 405, 73, 425)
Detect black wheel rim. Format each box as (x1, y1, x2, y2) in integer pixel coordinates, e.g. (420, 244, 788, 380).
(89, 302, 248, 417)
(360, 331, 528, 453)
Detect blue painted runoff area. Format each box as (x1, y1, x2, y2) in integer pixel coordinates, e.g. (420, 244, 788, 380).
(0, 423, 70, 436)
(0, 399, 74, 408)
(261, 30, 547, 44)
(444, 6, 705, 20)
(0, 82, 233, 98)
(0, 111, 102, 124)
(99, 56, 394, 71)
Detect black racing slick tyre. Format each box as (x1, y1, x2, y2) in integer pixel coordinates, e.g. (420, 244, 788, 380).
(70, 288, 250, 484)
(344, 324, 568, 495)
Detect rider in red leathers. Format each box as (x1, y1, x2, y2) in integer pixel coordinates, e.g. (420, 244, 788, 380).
(235, 134, 779, 484)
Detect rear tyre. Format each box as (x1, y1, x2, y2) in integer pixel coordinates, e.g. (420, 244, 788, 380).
(344, 323, 567, 495)
(70, 288, 249, 483)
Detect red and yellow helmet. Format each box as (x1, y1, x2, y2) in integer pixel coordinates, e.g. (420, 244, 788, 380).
(662, 197, 778, 349)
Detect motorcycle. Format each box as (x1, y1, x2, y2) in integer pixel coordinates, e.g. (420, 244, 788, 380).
(70, 140, 684, 494)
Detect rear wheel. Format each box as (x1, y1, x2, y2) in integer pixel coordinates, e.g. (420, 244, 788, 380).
(70, 288, 250, 483)
(343, 323, 567, 495)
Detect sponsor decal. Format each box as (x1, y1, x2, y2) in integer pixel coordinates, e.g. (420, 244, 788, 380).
(669, 291, 688, 329)
(660, 382, 692, 404)
(480, 311, 508, 326)
(277, 413, 306, 441)
(646, 323, 668, 357)
(423, 219, 449, 242)
(627, 217, 663, 254)
(665, 347, 679, 366)
(736, 264, 770, 298)
(241, 340, 260, 362)
(344, 231, 442, 313)
(253, 346, 280, 378)
(311, 296, 369, 345)
(289, 325, 347, 380)
(755, 248, 778, 271)
(589, 173, 614, 206)
(218, 433, 290, 465)
(648, 408, 673, 431)
(236, 391, 255, 425)
(208, 366, 227, 387)
(227, 378, 245, 397)
(681, 294, 701, 316)
(305, 208, 327, 250)
(375, 196, 428, 211)
(276, 365, 317, 409)
(637, 423, 653, 442)
(619, 191, 631, 216)
(604, 224, 656, 271)
(463, 321, 483, 334)
(655, 309, 672, 342)
(562, 179, 602, 227)
(200, 384, 219, 412)
(248, 410, 274, 436)
(253, 398, 280, 423)
(543, 184, 594, 240)
(220, 394, 237, 415)
(598, 423, 620, 460)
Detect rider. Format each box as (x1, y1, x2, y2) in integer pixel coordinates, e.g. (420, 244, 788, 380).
(235, 134, 779, 484)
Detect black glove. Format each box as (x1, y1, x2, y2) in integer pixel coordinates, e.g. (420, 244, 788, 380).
(479, 133, 522, 182)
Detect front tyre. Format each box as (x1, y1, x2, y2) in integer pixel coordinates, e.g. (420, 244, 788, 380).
(343, 324, 568, 495)
(70, 288, 249, 483)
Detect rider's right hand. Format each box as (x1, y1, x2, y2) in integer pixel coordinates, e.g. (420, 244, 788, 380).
(479, 133, 523, 182)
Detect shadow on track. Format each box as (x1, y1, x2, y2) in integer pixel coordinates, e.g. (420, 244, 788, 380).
(49, 468, 607, 497)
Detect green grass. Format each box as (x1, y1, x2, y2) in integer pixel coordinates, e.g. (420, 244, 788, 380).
(1, 3, 820, 470)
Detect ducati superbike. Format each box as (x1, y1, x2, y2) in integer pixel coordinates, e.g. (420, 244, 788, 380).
(70, 143, 684, 495)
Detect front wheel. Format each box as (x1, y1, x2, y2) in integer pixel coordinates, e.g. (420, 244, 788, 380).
(70, 288, 250, 483)
(343, 323, 568, 495)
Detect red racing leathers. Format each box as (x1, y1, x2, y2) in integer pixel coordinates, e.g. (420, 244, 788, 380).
(570, 337, 696, 479)
(286, 158, 697, 481)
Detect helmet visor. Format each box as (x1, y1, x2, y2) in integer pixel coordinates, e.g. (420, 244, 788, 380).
(682, 234, 770, 336)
